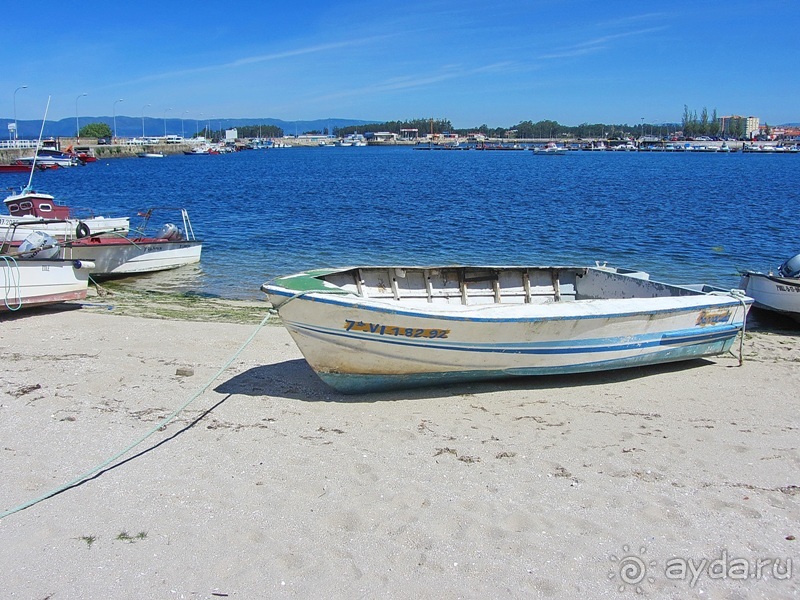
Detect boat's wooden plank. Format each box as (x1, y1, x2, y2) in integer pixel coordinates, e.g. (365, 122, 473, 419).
(523, 270, 531, 303)
(552, 270, 561, 302)
(424, 269, 433, 303)
(355, 269, 366, 297)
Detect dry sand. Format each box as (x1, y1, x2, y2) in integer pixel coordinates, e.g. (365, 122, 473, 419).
(1, 296, 798, 599)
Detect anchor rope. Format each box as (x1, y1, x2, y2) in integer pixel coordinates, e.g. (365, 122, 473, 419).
(0, 311, 272, 520)
(708, 289, 750, 366)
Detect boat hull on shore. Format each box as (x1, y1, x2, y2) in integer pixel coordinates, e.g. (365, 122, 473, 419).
(739, 253, 800, 322)
(263, 265, 752, 393)
(1, 257, 93, 311)
(739, 272, 800, 322)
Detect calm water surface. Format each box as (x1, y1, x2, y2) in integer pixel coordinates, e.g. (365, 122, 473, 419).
(8, 147, 798, 300)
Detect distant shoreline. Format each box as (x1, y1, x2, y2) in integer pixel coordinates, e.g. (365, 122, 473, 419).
(0, 137, 763, 164)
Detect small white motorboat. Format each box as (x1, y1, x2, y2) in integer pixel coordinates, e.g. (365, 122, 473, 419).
(1, 232, 94, 311)
(59, 208, 202, 278)
(263, 264, 752, 393)
(739, 253, 800, 322)
(532, 142, 566, 155)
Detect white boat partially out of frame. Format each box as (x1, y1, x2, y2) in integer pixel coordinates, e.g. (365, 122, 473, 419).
(262, 264, 753, 393)
(739, 252, 800, 322)
(1, 255, 94, 311)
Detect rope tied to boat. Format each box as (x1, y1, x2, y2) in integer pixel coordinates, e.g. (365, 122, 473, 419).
(1, 255, 23, 311)
(0, 311, 273, 519)
(707, 288, 750, 366)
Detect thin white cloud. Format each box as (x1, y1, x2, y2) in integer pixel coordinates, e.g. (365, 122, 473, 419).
(110, 35, 397, 89)
(311, 62, 515, 103)
(537, 26, 667, 60)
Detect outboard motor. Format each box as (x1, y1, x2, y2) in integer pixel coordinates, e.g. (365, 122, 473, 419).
(156, 223, 179, 240)
(778, 253, 800, 278)
(18, 231, 60, 259)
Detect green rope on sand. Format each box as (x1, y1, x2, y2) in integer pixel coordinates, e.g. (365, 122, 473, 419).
(0, 312, 272, 520)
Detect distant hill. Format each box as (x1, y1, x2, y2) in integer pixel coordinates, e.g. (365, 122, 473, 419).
(1, 116, 379, 139)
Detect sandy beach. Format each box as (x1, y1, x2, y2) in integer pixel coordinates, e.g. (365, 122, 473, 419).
(1, 293, 798, 599)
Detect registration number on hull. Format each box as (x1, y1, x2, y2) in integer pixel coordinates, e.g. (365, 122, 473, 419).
(696, 309, 731, 326)
(344, 320, 450, 339)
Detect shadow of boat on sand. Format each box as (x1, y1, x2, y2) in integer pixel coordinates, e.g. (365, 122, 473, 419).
(214, 357, 719, 402)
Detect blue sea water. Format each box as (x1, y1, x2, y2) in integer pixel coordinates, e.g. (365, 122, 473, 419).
(7, 147, 798, 301)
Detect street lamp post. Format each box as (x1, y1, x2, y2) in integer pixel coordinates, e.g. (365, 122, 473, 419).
(181, 110, 189, 140)
(75, 92, 88, 139)
(13, 85, 27, 142)
(142, 104, 151, 138)
(163, 107, 172, 138)
(113, 99, 123, 141)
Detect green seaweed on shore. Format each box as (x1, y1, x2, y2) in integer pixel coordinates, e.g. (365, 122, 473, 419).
(77, 283, 275, 324)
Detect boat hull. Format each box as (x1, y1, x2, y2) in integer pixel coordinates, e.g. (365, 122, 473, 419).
(1, 258, 92, 311)
(739, 272, 800, 321)
(63, 239, 202, 277)
(264, 266, 751, 393)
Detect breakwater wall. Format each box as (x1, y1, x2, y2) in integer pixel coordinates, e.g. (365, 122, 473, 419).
(0, 143, 191, 163)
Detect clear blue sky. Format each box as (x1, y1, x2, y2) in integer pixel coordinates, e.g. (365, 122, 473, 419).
(3, 0, 797, 129)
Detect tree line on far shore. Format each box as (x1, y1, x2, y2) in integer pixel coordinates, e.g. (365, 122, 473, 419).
(78, 106, 765, 142)
(333, 117, 668, 140)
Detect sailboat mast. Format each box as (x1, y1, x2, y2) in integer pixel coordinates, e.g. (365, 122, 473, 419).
(26, 96, 51, 191)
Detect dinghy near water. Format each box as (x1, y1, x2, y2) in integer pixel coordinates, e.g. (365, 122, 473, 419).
(262, 263, 752, 393)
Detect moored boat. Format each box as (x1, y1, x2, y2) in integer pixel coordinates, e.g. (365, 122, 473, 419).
(2, 187, 129, 242)
(59, 208, 202, 278)
(15, 148, 83, 167)
(0, 162, 54, 173)
(739, 252, 800, 322)
(531, 142, 566, 155)
(262, 264, 752, 393)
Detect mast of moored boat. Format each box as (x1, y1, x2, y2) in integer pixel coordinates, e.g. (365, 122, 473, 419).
(24, 95, 51, 193)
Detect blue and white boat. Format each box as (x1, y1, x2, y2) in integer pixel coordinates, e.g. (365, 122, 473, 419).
(262, 264, 752, 393)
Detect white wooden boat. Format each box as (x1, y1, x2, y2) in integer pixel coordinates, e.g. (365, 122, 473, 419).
(1, 254, 94, 311)
(59, 208, 202, 278)
(262, 264, 752, 393)
(138, 152, 166, 158)
(2, 187, 129, 242)
(739, 253, 800, 322)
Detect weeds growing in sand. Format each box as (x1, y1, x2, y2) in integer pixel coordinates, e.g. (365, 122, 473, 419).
(78, 535, 97, 548)
(117, 531, 148, 543)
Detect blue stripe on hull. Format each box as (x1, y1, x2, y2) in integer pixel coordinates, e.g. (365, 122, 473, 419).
(316, 337, 737, 394)
(288, 320, 741, 355)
